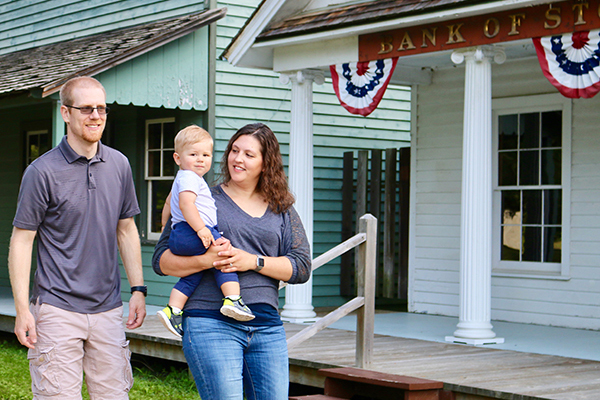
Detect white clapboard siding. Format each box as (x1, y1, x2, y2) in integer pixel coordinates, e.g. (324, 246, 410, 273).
(215, 0, 412, 307)
(410, 56, 600, 330)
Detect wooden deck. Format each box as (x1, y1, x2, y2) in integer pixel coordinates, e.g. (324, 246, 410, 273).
(125, 315, 600, 400)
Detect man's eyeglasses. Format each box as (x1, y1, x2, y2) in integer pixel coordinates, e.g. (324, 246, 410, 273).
(64, 105, 110, 115)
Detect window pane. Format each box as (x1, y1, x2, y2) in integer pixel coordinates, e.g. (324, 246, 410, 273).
(147, 150, 161, 177)
(150, 180, 174, 234)
(519, 150, 539, 185)
(501, 226, 521, 261)
(520, 113, 540, 149)
(541, 149, 561, 185)
(544, 227, 561, 263)
(544, 189, 562, 225)
(501, 190, 520, 223)
(163, 122, 176, 149)
(163, 150, 176, 177)
(148, 124, 162, 149)
(39, 133, 50, 154)
(499, 114, 518, 150)
(541, 111, 562, 148)
(30, 141, 40, 160)
(499, 151, 518, 186)
(522, 226, 542, 262)
(522, 190, 541, 225)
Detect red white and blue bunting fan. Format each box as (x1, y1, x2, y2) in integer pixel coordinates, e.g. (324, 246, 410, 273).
(533, 29, 600, 99)
(330, 57, 398, 116)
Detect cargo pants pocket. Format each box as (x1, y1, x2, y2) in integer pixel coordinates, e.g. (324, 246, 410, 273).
(121, 340, 134, 392)
(28, 344, 61, 396)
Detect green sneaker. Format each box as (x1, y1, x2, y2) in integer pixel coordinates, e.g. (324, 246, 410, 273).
(157, 305, 183, 337)
(220, 297, 255, 321)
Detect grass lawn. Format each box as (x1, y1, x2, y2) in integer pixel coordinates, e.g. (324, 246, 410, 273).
(0, 331, 200, 400)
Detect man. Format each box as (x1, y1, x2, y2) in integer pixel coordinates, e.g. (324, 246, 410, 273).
(8, 76, 146, 399)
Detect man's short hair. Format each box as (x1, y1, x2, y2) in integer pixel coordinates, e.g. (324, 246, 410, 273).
(60, 76, 106, 106)
(174, 125, 213, 154)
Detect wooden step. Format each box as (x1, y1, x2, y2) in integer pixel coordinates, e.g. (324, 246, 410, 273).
(289, 396, 346, 400)
(320, 367, 450, 400)
(320, 367, 444, 391)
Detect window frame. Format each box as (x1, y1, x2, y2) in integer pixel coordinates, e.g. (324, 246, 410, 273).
(145, 117, 176, 241)
(492, 93, 571, 280)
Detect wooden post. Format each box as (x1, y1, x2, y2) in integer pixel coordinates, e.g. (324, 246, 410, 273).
(356, 151, 368, 221)
(383, 148, 397, 298)
(369, 150, 382, 219)
(398, 147, 411, 300)
(341, 151, 354, 296)
(355, 151, 368, 297)
(369, 150, 382, 298)
(356, 214, 377, 368)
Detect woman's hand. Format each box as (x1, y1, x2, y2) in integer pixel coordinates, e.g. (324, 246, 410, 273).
(214, 245, 255, 273)
(158, 237, 231, 278)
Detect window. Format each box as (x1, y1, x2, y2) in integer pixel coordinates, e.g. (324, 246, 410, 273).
(26, 130, 51, 165)
(492, 94, 571, 278)
(145, 118, 176, 240)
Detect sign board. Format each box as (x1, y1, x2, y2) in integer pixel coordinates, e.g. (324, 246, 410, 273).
(359, 0, 600, 61)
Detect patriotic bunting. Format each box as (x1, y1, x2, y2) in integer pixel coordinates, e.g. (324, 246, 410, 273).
(330, 57, 398, 116)
(533, 29, 600, 99)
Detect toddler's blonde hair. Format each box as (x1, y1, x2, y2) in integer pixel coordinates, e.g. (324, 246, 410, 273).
(174, 125, 212, 154)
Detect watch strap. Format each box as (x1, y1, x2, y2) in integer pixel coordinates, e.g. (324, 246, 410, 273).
(130, 285, 148, 297)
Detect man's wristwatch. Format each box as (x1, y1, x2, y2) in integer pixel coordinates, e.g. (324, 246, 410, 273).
(130, 285, 148, 297)
(255, 255, 265, 272)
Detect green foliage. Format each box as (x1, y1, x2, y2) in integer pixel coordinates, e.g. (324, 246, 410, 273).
(0, 332, 200, 400)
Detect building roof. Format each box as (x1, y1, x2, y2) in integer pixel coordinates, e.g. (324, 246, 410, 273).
(255, 0, 485, 41)
(0, 7, 226, 98)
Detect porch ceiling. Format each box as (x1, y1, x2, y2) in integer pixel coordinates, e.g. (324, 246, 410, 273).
(0, 7, 225, 99)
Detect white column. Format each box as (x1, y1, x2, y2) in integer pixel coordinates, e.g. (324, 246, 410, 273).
(279, 70, 324, 323)
(445, 46, 505, 345)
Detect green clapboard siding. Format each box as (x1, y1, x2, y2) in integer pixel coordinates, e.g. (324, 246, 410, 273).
(0, 0, 209, 55)
(215, 0, 412, 308)
(97, 28, 209, 110)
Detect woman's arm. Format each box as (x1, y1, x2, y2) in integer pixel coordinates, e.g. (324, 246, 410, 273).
(159, 247, 224, 277)
(216, 249, 294, 281)
(215, 207, 312, 284)
(152, 216, 229, 278)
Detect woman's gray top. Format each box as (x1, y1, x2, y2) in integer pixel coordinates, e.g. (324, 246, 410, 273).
(153, 185, 311, 311)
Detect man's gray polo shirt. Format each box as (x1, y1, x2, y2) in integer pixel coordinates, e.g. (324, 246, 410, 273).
(13, 136, 140, 314)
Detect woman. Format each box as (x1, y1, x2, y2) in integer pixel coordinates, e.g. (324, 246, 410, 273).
(152, 123, 312, 400)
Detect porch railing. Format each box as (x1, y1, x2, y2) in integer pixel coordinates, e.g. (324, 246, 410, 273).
(280, 214, 377, 368)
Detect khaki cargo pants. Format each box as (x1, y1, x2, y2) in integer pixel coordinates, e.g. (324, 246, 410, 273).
(28, 302, 133, 399)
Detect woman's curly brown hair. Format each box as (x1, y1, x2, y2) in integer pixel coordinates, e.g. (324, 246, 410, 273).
(220, 123, 295, 213)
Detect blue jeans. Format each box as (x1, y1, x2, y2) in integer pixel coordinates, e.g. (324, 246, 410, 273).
(182, 316, 289, 400)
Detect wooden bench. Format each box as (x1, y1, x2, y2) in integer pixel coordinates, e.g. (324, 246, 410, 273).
(290, 367, 453, 400)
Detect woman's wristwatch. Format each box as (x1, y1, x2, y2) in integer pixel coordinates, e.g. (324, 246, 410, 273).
(255, 255, 265, 272)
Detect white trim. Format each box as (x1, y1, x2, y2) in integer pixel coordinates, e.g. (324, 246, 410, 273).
(249, 0, 556, 50)
(491, 93, 572, 279)
(224, 0, 287, 66)
(145, 117, 176, 241)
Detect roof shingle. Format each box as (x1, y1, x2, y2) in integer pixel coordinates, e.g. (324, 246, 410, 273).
(0, 8, 225, 97)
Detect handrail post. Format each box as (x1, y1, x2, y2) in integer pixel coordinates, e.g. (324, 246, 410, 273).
(355, 213, 377, 368)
